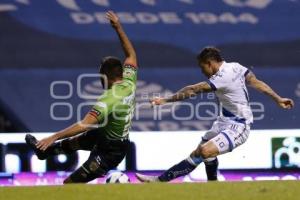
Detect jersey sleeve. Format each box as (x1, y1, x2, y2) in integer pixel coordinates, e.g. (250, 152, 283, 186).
(208, 63, 249, 91)
(238, 63, 250, 77)
(207, 77, 222, 91)
(123, 63, 138, 84)
(89, 91, 118, 123)
(243, 67, 250, 77)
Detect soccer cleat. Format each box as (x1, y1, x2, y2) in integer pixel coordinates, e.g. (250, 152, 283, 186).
(135, 173, 159, 183)
(25, 134, 48, 160)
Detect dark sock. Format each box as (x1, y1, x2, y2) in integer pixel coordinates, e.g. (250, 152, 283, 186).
(205, 158, 219, 181)
(158, 159, 197, 182)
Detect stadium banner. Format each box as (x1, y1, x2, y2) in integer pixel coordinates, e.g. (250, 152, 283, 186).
(0, 68, 299, 132)
(0, 129, 300, 174)
(1, 0, 300, 52)
(1, 0, 300, 68)
(0, 0, 300, 51)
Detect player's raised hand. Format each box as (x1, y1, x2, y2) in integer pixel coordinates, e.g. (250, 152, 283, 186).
(277, 98, 294, 109)
(36, 136, 57, 151)
(150, 97, 167, 106)
(106, 10, 121, 29)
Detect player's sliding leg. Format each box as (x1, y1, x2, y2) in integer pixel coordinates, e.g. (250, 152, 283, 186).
(136, 151, 204, 182)
(25, 134, 90, 160)
(63, 153, 109, 184)
(138, 136, 220, 182)
(25, 130, 98, 160)
(159, 127, 248, 182)
(157, 140, 219, 182)
(136, 141, 219, 183)
(136, 129, 244, 183)
(25, 133, 79, 160)
(63, 137, 129, 184)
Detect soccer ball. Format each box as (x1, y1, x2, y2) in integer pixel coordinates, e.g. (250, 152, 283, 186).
(105, 172, 130, 184)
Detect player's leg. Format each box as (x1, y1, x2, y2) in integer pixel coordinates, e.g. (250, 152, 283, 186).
(186, 124, 250, 181)
(156, 140, 219, 182)
(204, 157, 219, 181)
(202, 120, 249, 181)
(25, 130, 99, 160)
(63, 152, 109, 184)
(157, 129, 220, 182)
(136, 140, 219, 183)
(64, 137, 130, 184)
(201, 131, 220, 181)
(189, 124, 250, 167)
(138, 124, 250, 183)
(202, 137, 219, 181)
(136, 129, 219, 183)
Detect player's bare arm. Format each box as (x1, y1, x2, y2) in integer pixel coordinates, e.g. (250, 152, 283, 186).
(246, 71, 294, 109)
(150, 82, 212, 106)
(36, 113, 98, 151)
(106, 11, 137, 66)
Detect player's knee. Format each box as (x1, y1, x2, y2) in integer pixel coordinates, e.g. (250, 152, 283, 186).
(196, 146, 211, 159)
(201, 147, 211, 159)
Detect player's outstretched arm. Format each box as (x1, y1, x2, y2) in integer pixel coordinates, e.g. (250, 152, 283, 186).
(150, 82, 212, 105)
(36, 114, 98, 151)
(106, 11, 137, 66)
(246, 71, 294, 109)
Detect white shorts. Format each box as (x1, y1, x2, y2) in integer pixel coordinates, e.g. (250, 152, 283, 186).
(202, 117, 250, 155)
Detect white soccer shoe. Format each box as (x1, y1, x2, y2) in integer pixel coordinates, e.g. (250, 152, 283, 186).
(135, 173, 160, 183)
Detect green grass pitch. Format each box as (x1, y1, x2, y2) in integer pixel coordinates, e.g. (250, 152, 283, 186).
(0, 181, 299, 200)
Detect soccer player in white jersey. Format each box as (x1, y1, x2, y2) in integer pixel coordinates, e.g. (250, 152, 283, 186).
(136, 47, 294, 182)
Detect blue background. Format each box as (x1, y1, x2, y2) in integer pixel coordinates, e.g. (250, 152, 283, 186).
(0, 0, 299, 132)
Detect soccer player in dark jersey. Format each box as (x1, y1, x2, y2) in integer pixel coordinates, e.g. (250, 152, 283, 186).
(25, 11, 138, 184)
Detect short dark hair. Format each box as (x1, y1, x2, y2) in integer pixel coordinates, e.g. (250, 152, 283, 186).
(197, 47, 223, 63)
(99, 56, 123, 79)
